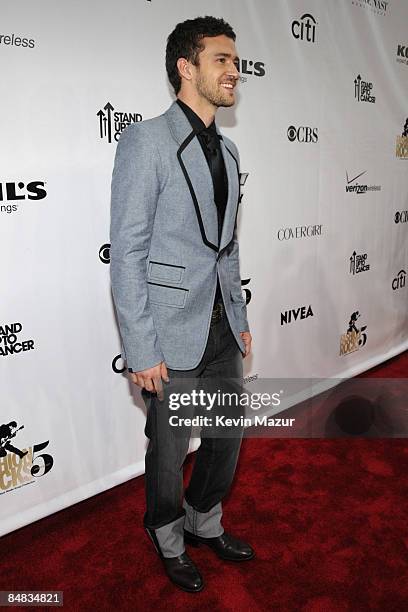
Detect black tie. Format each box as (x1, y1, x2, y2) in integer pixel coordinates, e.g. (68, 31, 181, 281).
(202, 131, 223, 184)
(201, 130, 226, 245)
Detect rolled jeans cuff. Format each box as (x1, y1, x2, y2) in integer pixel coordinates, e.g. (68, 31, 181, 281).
(183, 498, 224, 538)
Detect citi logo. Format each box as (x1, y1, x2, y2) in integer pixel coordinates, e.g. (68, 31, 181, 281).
(287, 125, 318, 143)
(392, 270, 406, 290)
(394, 210, 408, 224)
(0, 181, 46, 202)
(291, 13, 317, 43)
(281, 305, 313, 326)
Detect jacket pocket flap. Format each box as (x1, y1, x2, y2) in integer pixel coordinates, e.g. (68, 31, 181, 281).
(148, 261, 184, 283)
(148, 282, 187, 308)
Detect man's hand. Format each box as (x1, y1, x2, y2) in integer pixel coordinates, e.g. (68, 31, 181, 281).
(240, 331, 252, 357)
(130, 361, 169, 401)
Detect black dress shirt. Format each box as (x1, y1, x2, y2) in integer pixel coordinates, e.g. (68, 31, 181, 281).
(177, 99, 228, 304)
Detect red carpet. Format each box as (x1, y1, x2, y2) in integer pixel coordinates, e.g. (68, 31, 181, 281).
(2, 351, 407, 611)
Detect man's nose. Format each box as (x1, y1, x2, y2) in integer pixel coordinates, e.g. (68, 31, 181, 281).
(227, 63, 240, 80)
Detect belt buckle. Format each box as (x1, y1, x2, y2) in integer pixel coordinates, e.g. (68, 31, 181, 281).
(211, 302, 223, 323)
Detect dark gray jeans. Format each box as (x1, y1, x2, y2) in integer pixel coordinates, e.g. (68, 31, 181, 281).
(142, 303, 244, 533)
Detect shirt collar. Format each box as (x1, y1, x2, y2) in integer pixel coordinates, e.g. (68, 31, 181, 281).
(176, 99, 216, 135)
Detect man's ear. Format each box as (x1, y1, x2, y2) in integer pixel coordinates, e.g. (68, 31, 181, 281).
(177, 57, 193, 82)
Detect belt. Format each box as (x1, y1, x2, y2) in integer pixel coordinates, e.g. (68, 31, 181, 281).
(211, 301, 224, 324)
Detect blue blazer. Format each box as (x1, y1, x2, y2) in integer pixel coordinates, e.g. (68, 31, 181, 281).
(110, 101, 249, 371)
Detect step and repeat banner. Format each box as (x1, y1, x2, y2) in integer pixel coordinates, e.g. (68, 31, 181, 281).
(1, 0, 407, 535)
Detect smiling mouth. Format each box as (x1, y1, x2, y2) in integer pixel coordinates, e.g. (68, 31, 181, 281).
(220, 83, 235, 90)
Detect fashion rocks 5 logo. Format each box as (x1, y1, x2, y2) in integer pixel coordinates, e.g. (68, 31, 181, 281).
(396, 118, 408, 159)
(0, 420, 54, 495)
(340, 311, 368, 356)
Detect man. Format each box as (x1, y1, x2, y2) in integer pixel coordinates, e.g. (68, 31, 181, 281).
(110, 16, 253, 592)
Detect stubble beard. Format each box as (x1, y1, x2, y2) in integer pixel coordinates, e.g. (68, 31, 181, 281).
(196, 72, 235, 108)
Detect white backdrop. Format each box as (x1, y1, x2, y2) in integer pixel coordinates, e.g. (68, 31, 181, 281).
(1, 0, 407, 535)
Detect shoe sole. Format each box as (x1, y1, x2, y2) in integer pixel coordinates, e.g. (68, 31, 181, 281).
(178, 584, 204, 593)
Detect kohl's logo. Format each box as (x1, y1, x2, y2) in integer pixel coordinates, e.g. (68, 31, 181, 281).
(0, 181, 46, 214)
(238, 59, 265, 83)
(396, 44, 408, 65)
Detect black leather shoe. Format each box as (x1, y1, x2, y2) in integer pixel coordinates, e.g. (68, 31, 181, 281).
(162, 553, 204, 592)
(145, 528, 204, 592)
(184, 530, 255, 561)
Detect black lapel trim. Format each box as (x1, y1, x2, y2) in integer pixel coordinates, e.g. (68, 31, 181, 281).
(149, 261, 186, 269)
(147, 281, 189, 291)
(217, 144, 240, 260)
(225, 144, 239, 172)
(177, 131, 218, 252)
